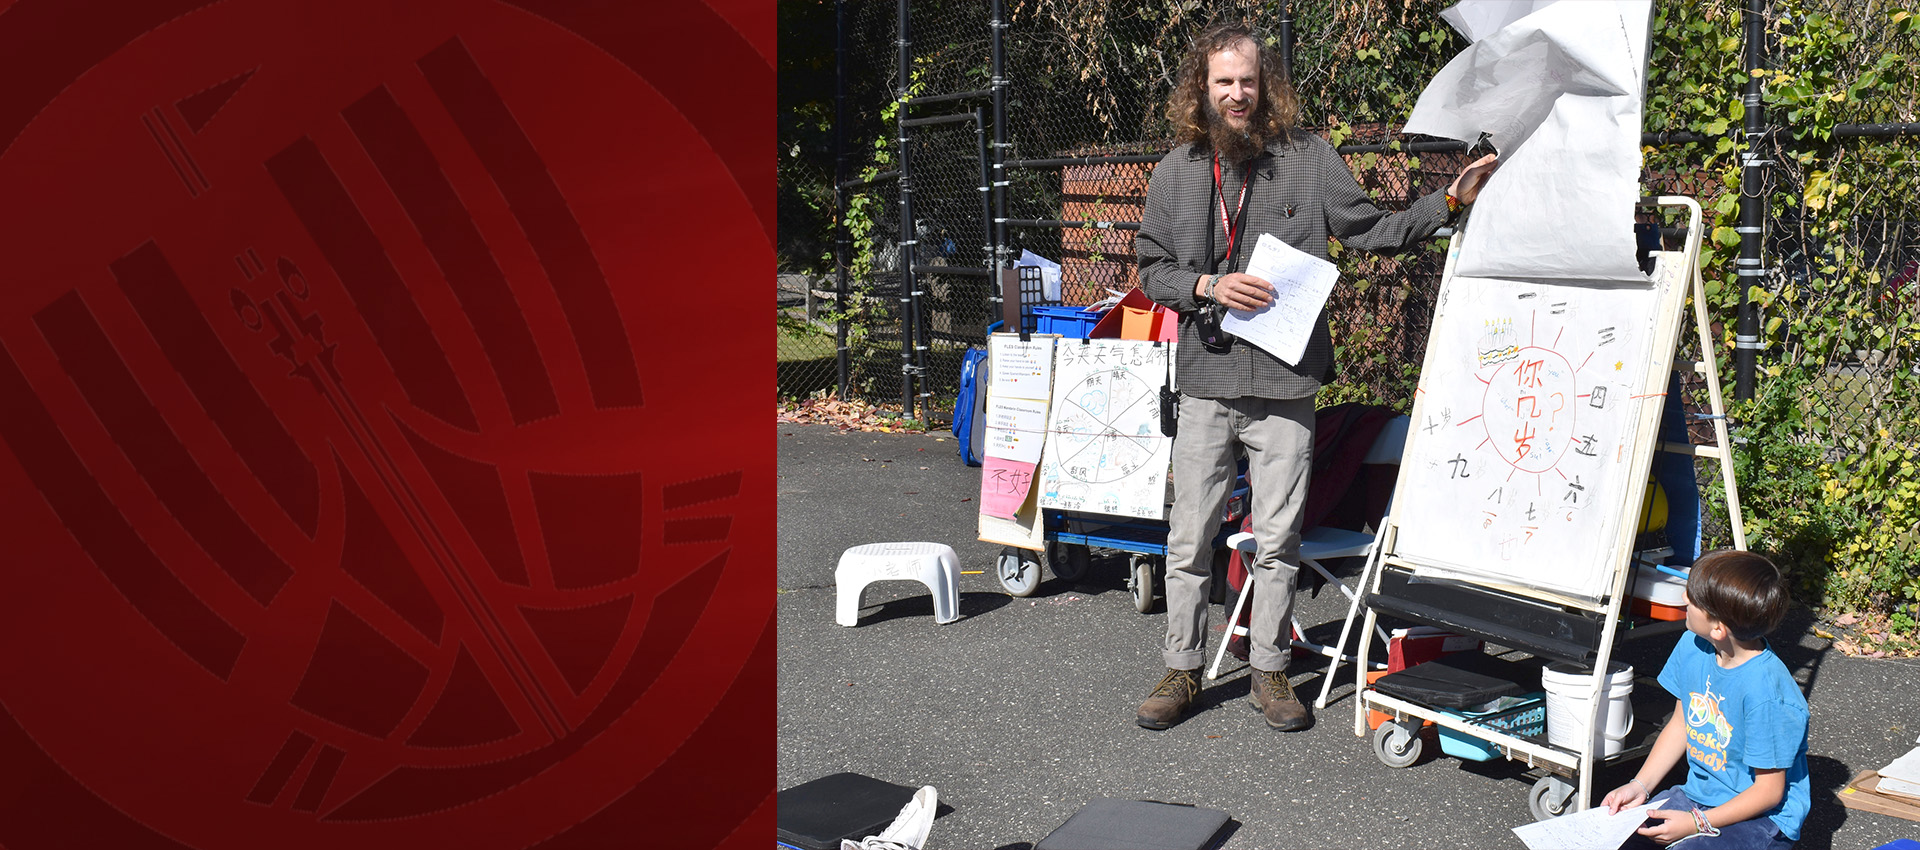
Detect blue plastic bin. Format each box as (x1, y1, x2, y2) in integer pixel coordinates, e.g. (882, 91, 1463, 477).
(1029, 305, 1104, 338)
(1437, 691, 1547, 762)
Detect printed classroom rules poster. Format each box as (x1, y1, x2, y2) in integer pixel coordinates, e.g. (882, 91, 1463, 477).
(1390, 274, 1667, 600)
(1038, 339, 1172, 520)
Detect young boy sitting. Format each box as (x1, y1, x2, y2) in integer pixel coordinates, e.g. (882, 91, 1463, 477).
(1603, 550, 1809, 848)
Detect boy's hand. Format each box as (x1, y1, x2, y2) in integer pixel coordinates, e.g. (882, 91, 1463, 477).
(1635, 809, 1699, 845)
(1602, 782, 1648, 813)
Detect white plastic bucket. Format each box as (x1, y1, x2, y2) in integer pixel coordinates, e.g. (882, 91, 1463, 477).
(1542, 662, 1635, 757)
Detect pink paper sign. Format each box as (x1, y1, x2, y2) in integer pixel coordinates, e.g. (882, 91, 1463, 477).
(980, 457, 1038, 519)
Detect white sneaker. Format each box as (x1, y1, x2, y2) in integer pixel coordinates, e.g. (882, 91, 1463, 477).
(839, 785, 936, 850)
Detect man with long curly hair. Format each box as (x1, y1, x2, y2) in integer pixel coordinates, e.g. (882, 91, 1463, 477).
(1134, 21, 1498, 733)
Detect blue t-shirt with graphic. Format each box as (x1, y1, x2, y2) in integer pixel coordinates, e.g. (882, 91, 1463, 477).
(1657, 634, 1811, 840)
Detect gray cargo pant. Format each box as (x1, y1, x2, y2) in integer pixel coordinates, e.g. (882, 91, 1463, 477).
(1162, 393, 1314, 673)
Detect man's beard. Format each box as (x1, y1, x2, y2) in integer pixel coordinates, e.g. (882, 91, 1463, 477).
(1206, 103, 1266, 164)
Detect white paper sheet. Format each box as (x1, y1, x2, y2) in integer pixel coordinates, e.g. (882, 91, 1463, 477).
(1405, 0, 1653, 283)
(983, 397, 1049, 464)
(1879, 742, 1920, 790)
(989, 336, 1055, 400)
(1511, 797, 1666, 850)
(1441, 0, 1561, 42)
(1016, 249, 1063, 303)
(1218, 233, 1340, 365)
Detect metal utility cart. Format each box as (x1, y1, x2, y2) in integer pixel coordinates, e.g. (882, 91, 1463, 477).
(1001, 487, 1248, 612)
(1346, 197, 1749, 820)
(988, 266, 1252, 612)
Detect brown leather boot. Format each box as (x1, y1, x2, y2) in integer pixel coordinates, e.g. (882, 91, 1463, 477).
(1135, 667, 1200, 730)
(1250, 668, 1311, 731)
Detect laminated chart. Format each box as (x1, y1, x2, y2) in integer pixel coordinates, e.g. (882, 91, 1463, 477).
(1037, 339, 1172, 520)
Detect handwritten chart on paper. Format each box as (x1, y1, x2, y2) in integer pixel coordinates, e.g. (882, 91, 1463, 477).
(1390, 274, 1664, 599)
(1511, 797, 1667, 850)
(1220, 233, 1340, 365)
(980, 335, 1054, 519)
(1037, 339, 1172, 519)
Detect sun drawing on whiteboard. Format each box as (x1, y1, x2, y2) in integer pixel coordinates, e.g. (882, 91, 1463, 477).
(1444, 307, 1640, 558)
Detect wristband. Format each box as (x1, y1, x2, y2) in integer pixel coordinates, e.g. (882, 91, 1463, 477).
(1445, 192, 1462, 214)
(1627, 778, 1648, 798)
(1202, 274, 1219, 302)
(1690, 807, 1720, 838)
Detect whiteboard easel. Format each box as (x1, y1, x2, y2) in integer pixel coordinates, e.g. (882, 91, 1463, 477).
(1349, 197, 1747, 817)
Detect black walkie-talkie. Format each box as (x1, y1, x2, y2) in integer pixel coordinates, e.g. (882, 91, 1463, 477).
(1158, 344, 1178, 438)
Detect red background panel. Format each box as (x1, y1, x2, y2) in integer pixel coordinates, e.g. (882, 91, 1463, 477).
(0, 0, 773, 846)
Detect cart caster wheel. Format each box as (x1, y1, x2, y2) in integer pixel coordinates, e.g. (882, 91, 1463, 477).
(1528, 775, 1577, 822)
(998, 546, 1042, 597)
(1048, 541, 1090, 583)
(1128, 555, 1156, 613)
(1372, 720, 1424, 768)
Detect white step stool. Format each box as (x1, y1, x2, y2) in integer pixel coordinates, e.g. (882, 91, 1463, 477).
(835, 542, 961, 626)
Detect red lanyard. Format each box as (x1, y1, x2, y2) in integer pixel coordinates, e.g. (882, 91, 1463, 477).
(1213, 155, 1250, 268)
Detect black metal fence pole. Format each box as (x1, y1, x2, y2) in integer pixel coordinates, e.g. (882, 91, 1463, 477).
(974, 106, 993, 308)
(990, 0, 1012, 328)
(1734, 0, 1768, 400)
(1277, 0, 1293, 79)
(834, 0, 850, 397)
(896, 0, 917, 417)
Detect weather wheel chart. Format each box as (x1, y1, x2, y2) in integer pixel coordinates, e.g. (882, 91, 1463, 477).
(1037, 339, 1172, 521)
(0, 2, 773, 849)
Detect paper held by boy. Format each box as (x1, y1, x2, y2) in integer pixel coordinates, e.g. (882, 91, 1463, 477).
(1511, 794, 1673, 850)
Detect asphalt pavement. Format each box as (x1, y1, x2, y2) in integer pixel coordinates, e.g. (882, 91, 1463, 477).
(777, 422, 1918, 849)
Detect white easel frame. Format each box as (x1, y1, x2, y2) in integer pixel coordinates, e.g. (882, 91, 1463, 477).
(1344, 196, 1747, 816)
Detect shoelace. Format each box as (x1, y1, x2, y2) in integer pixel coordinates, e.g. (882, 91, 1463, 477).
(1258, 670, 1293, 700)
(1150, 670, 1196, 698)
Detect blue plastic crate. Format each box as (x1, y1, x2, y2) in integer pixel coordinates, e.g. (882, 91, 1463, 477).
(1437, 691, 1546, 762)
(1029, 305, 1104, 338)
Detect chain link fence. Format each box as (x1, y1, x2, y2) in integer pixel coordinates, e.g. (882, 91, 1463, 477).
(779, 0, 1919, 577)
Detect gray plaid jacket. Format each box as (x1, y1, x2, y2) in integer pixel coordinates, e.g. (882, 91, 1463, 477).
(1138, 133, 1453, 400)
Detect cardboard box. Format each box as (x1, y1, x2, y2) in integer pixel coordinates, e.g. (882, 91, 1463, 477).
(1839, 771, 1920, 822)
(1090, 289, 1177, 342)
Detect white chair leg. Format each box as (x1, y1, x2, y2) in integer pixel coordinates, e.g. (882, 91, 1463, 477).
(929, 549, 960, 624)
(1206, 576, 1255, 680)
(1317, 544, 1384, 709)
(836, 578, 869, 627)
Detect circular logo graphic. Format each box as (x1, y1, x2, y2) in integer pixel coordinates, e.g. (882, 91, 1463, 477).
(0, 1, 770, 847)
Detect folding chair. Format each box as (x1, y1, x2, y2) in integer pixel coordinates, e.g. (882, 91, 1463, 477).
(1206, 415, 1408, 710)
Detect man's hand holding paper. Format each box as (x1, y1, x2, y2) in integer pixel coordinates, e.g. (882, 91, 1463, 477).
(1217, 233, 1341, 366)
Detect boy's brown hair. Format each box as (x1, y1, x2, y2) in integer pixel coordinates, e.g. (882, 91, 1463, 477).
(1687, 550, 1789, 641)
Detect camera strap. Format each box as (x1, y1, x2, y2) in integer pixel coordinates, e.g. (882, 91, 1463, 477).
(1197, 154, 1252, 352)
